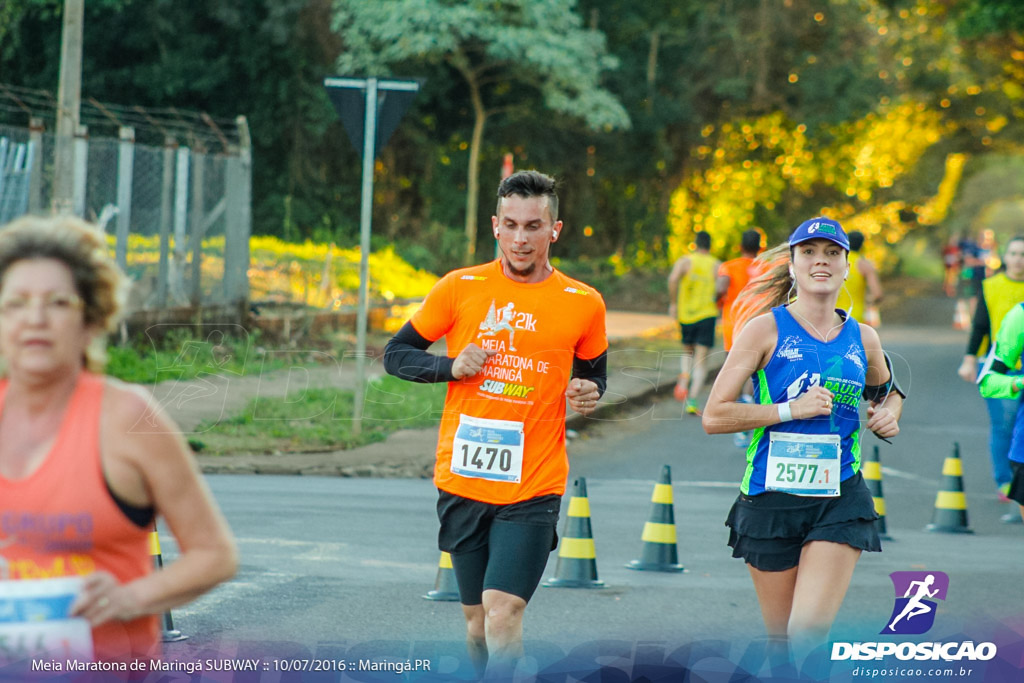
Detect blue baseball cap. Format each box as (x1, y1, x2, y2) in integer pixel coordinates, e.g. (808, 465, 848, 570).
(788, 216, 850, 251)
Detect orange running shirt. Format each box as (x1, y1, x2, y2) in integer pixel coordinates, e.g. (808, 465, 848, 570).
(0, 372, 160, 662)
(411, 260, 607, 505)
(718, 256, 755, 351)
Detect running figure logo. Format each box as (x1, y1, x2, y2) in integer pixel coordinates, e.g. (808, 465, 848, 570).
(478, 301, 518, 351)
(881, 571, 949, 635)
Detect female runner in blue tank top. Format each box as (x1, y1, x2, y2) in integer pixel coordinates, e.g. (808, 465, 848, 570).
(703, 217, 905, 664)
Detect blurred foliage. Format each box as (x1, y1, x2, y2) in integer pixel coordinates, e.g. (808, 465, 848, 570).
(108, 233, 438, 307)
(333, 0, 630, 264)
(3, 0, 1024, 279)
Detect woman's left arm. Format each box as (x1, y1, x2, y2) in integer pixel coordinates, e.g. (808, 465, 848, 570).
(74, 383, 237, 626)
(861, 324, 903, 439)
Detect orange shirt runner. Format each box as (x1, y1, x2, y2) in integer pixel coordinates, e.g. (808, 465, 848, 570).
(718, 256, 756, 351)
(0, 372, 160, 662)
(411, 260, 608, 505)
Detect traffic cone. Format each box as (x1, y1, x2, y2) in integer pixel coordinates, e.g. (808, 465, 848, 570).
(543, 478, 604, 588)
(422, 552, 460, 601)
(925, 443, 974, 534)
(149, 525, 188, 642)
(626, 465, 685, 572)
(864, 446, 893, 541)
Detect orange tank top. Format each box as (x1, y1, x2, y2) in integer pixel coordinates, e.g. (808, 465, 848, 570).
(0, 372, 159, 662)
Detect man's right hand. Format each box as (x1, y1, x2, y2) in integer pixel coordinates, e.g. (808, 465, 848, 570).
(452, 343, 497, 380)
(957, 355, 977, 383)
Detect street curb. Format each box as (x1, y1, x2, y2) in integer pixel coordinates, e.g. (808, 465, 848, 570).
(198, 351, 725, 477)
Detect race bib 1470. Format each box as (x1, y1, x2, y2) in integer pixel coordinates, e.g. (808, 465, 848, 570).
(451, 414, 524, 483)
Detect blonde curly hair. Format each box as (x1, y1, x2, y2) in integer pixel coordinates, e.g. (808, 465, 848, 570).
(0, 214, 128, 372)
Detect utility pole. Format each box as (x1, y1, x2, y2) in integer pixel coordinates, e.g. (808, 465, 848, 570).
(53, 0, 84, 214)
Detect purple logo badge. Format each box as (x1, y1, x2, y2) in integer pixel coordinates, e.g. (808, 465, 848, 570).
(881, 571, 949, 635)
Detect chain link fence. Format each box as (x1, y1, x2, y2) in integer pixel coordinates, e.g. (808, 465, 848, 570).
(0, 84, 251, 314)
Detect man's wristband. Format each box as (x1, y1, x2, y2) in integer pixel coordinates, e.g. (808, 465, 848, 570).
(1014, 378, 1024, 394)
(778, 401, 793, 423)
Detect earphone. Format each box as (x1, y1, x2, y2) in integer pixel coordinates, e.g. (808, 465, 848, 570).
(552, 231, 558, 238)
(789, 266, 795, 279)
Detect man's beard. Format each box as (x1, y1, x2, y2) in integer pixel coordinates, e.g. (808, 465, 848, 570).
(500, 247, 537, 278)
(505, 260, 536, 278)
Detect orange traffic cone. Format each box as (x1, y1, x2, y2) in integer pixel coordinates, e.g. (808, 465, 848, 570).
(422, 552, 460, 601)
(925, 443, 974, 534)
(150, 525, 188, 642)
(626, 465, 685, 572)
(543, 478, 604, 589)
(864, 446, 893, 541)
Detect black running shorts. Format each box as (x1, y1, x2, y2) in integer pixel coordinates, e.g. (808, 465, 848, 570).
(1008, 462, 1024, 506)
(725, 471, 881, 572)
(436, 490, 560, 605)
(679, 317, 716, 348)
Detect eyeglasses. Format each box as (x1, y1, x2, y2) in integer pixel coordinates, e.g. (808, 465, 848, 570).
(0, 292, 84, 317)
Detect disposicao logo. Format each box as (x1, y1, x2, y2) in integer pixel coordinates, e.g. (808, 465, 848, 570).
(808, 221, 838, 236)
(883, 570, 948, 635)
(831, 570, 997, 663)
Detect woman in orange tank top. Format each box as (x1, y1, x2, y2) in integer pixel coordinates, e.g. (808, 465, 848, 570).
(0, 215, 237, 665)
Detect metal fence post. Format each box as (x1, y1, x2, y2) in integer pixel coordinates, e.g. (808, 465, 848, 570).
(171, 146, 190, 304)
(156, 137, 176, 308)
(115, 125, 135, 270)
(28, 117, 44, 214)
(224, 116, 251, 306)
(189, 147, 206, 309)
(72, 124, 87, 217)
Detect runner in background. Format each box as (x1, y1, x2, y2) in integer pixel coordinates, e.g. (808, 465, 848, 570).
(668, 231, 720, 415)
(955, 234, 985, 329)
(383, 170, 607, 678)
(978, 301, 1024, 525)
(718, 229, 764, 352)
(943, 234, 962, 298)
(957, 235, 1024, 522)
(837, 231, 883, 327)
(717, 229, 763, 446)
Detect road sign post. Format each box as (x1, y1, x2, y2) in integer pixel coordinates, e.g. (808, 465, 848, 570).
(324, 76, 421, 435)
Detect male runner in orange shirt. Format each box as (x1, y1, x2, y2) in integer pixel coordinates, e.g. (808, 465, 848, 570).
(717, 229, 762, 352)
(384, 170, 608, 677)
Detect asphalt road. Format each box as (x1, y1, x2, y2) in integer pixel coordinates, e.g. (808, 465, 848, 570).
(156, 323, 1023, 681)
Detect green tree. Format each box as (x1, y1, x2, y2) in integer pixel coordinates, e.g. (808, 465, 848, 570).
(332, 0, 630, 264)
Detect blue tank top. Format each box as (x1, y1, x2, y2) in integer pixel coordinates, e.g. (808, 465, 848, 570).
(742, 306, 867, 495)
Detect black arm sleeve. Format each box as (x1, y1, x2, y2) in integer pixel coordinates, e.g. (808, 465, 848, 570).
(965, 295, 991, 355)
(572, 350, 608, 397)
(383, 321, 457, 384)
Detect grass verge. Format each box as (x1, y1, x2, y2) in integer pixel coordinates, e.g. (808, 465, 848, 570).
(191, 375, 447, 455)
(106, 329, 293, 384)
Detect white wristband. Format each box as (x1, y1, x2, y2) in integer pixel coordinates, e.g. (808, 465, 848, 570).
(777, 401, 793, 423)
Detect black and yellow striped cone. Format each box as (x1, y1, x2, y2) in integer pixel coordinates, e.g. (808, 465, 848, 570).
(543, 477, 604, 589)
(626, 465, 685, 572)
(925, 443, 974, 534)
(150, 525, 188, 642)
(864, 446, 893, 541)
(422, 552, 460, 601)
